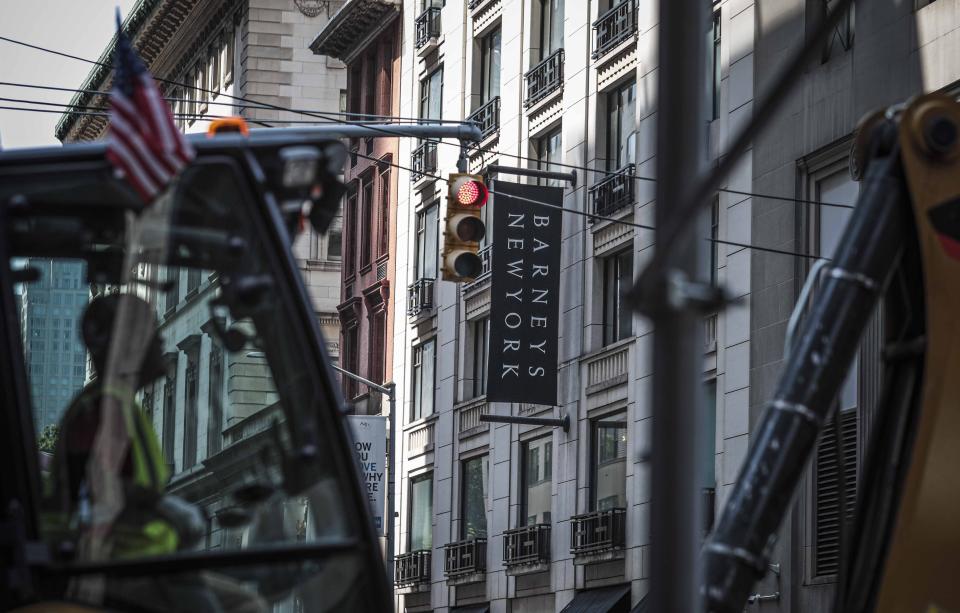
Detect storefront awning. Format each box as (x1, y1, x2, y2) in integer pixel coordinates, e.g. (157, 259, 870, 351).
(450, 605, 490, 613)
(560, 584, 631, 613)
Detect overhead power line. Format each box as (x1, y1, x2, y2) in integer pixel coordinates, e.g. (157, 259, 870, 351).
(0, 35, 855, 212)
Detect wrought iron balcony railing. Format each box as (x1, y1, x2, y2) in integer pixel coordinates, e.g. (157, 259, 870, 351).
(570, 508, 627, 555)
(469, 96, 500, 141)
(407, 277, 435, 317)
(415, 7, 441, 50)
(592, 0, 638, 60)
(411, 141, 438, 182)
(589, 164, 635, 222)
(396, 549, 431, 587)
(444, 538, 487, 577)
(503, 524, 551, 566)
(525, 49, 564, 108)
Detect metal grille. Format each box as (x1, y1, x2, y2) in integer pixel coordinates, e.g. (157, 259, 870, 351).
(411, 141, 438, 182)
(589, 164, 636, 221)
(570, 508, 627, 554)
(814, 408, 858, 576)
(395, 550, 431, 587)
(592, 0, 638, 60)
(469, 97, 501, 140)
(407, 278, 435, 317)
(525, 49, 564, 108)
(415, 7, 441, 50)
(444, 538, 487, 577)
(503, 524, 551, 566)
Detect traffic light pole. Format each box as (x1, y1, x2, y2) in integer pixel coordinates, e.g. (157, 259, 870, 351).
(648, 0, 708, 611)
(331, 365, 396, 589)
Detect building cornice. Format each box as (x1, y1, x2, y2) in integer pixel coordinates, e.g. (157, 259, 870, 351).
(57, 0, 240, 142)
(309, 0, 399, 63)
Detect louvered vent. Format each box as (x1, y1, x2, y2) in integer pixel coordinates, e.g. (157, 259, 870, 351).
(814, 408, 858, 577)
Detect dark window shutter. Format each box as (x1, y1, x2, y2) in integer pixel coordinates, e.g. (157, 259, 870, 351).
(814, 408, 858, 577)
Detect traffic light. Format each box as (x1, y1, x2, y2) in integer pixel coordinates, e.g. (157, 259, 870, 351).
(442, 173, 489, 282)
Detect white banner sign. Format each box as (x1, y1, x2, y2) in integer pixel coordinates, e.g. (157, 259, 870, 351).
(346, 415, 387, 536)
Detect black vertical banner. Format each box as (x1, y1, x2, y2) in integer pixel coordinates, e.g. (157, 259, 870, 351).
(486, 180, 563, 406)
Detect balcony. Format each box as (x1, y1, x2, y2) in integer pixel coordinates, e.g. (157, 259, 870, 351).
(503, 524, 551, 568)
(525, 49, 564, 109)
(396, 549, 431, 587)
(457, 396, 490, 436)
(444, 538, 487, 580)
(407, 277, 435, 318)
(469, 96, 500, 141)
(461, 244, 492, 293)
(589, 164, 635, 222)
(592, 0, 638, 61)
(570, 508, 626, 556)
(411, 141, 437, 183)
(415, 7, 441, 51)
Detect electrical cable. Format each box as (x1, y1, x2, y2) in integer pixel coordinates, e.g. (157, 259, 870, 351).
(0, 80, 457, 124)
(347, 147, 827, 262)
(0, 35, 856, 211)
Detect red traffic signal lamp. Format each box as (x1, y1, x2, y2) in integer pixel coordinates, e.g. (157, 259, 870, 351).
(442, 173, 488, 282)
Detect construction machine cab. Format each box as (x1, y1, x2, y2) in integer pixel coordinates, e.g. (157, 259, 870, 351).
(0, 129, 390, 612)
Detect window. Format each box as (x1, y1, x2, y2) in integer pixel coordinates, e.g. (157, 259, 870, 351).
(162, 362, 177, 467)
(378, 168, 391, 258)
(605, 80, 637, 171)
(710, 196, 719, 285)
(368, 309, 387, 386)
(702, 380, 717, 491)
(479, 28, 501, 104)
(539, 0, 564, 60)
(183, 357, 199, 467)
(420, 68, 443, 120)
(521, 437, 552, 525)
(711, 11, 721, 120)
(164, 266, 180, 314)
(460, 455, 489, 539)
(816, 0, 853, 63)
(471, 317, 489, 399)
(817, 170, 860, 412)
(602, 249, 633, 346)
(592, 414, 627, 511)
(207, 344, 223, 457)
(414, 203, 439, 281)
(804, 156, 870, 580)
(222, 27, 234, 87)
(534, 128, 563, 187)
(208, 45, 220, 98)
(195, 62, 207, 115)
(344, 191, 358, 274)
(328, 214, 343, 261)
(343, 324, 360, 400)
(409, 473, 433, 551)
(411, 338, 436, 421)
(360, 177, 373, 268)
(187, 268, 201, 296)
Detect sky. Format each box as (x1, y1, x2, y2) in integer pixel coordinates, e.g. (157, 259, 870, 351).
(0, 0, 137, 149)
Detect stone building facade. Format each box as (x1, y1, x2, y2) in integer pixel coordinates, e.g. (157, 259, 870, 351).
(749, 2, 960, 611)
(311, 0, 402, 414)
(386, 0, 756, 611)
(56, 1, 346, 595)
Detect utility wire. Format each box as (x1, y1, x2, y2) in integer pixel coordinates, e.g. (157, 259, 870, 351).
(0, 35, 855, 212)
(0, 104, 273, 127)
(347, 147, 825, 262)
(0, 80, 457, 124)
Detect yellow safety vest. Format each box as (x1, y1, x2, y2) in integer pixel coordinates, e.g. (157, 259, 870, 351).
(42, 383, 177, 559)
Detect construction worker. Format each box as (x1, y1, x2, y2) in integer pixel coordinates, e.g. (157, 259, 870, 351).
(42, 293, 200, 559)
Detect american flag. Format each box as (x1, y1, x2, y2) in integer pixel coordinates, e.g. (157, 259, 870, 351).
(106, 13, 194, 203)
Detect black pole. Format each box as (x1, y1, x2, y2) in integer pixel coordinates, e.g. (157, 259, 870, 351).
(650, 0, 708, 611)
(484, 164, 577, 186)
(478, 413, 569, 432)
